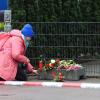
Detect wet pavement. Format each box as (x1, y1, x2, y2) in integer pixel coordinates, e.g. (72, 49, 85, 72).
(0, 85, 100, 100)
(0, 77, 100, 100)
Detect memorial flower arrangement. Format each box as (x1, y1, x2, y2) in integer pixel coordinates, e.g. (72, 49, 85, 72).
(38, 58, 83, 81)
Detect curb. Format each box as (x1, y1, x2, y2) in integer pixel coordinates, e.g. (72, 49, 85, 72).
(0, 81, 100, 89)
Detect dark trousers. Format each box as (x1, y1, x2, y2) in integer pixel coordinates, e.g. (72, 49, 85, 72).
(0, 77, 5, 81)
(15, 63, 27, 81)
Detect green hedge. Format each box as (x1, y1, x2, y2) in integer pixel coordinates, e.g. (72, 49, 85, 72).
(9, 0, 100, 22)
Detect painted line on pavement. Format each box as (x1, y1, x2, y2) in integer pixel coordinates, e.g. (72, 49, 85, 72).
(63, 82, 81, 87)
(24, 82, 42, 86)
(42, 82, 63, 87)
(5, 81, 25, 86)
(0, 81, 100, 89)
(81, 83, 100, 89)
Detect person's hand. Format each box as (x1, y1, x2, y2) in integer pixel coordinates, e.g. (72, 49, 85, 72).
(27, 58, 30, 63)
(31, 69, 38, 75)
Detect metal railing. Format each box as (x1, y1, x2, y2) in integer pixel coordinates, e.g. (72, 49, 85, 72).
(12, 22, 100, 76)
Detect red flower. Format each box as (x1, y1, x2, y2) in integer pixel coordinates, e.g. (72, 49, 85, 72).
(51, 63, 55, 67)
(56, 59, 60, 63)
(49, 63, 55, 67)
(46, 64, 49, 67)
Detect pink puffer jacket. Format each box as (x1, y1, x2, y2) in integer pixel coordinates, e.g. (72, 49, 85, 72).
(0, 30, 33, 80)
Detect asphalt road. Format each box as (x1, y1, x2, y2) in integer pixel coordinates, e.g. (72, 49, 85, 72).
(0, 85, 100, 100)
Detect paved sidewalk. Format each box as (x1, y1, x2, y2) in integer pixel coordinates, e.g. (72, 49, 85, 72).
(78, 77, 100, 83)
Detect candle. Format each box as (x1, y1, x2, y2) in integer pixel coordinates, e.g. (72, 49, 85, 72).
(39, 60, 43, 70)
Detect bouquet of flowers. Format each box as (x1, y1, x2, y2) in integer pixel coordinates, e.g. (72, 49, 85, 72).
(39, 58, 60, 71)
(57, 60, 83, 71)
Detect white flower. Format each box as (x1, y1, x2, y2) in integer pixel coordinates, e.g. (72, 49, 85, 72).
(75, 64, 82, 68)
(51, 59, 56, 63)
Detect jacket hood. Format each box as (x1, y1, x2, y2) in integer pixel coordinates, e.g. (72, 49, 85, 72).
(10, 29, 22, 38)
(9, 29, 26, 47)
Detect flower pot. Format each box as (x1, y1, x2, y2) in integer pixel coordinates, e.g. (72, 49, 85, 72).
(61, 68, 85, 81)
(38, 69, 55, 80)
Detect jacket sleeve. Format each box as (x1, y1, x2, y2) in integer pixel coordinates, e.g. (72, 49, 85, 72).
(11, 36, 28, 64)
(11, 36, 34, 72)
(27, 63, 34, 72)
